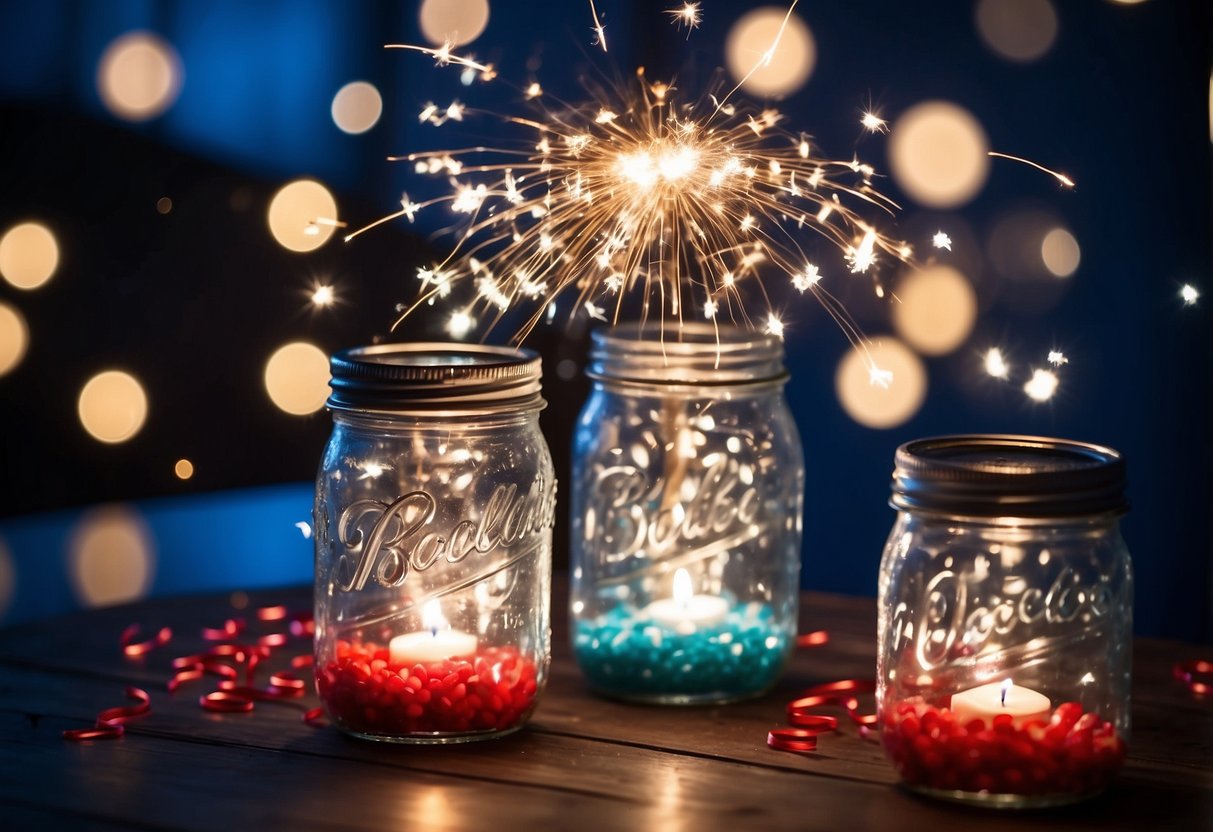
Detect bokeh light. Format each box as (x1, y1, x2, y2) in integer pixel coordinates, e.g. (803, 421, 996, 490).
(265, 341, 331, 415)
(975, 0, 1058, 63)
(78, 370, 149, 444)
(1041, 227, 1081, 277)
(987, 210, 1074, 313)
(725, 7, 816, 98)
(0, 536, 14, 621)
(174, 458, 195, 480)
(68, 506, 156, 607)
(836, 338, 927, 429)
(331, 81, 383, 135)
(268, 179, 339, 253)
(97, 32, 182, 122)
(1107, 0, 1148, 5)
(0, 221, 59, 290)
(419, 0, 490, 47)
(892, 265, 978, 356)
(889, 101, 990, 208)
(0, 302, 29, 376)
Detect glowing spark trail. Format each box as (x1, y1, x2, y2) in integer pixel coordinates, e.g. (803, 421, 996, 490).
(932, 231, 952, 251)
(988, 151, 1075, 189)
(588, 0, 608, 52)
(1047, 350, 1068, 366)
(1181, 284, 1200, 306)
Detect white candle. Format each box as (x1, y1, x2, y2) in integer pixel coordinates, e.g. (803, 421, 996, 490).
(645, 568, 729, 635)
(389, 599, 478, 666)
(950, 679, 1052, 728)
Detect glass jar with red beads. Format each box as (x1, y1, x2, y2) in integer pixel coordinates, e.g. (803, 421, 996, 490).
(877, 435, 1133, 808)
(313, 343, 555, 743)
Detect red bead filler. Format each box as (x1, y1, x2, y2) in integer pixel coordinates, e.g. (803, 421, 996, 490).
(881, 700, 1126, 796)
(318, 640, 539, 737)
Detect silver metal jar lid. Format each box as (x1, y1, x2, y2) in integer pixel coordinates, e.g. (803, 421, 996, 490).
(891, 434, 1128, 518)
(587, 322, 787, 385)
(327, 343, 544, 414)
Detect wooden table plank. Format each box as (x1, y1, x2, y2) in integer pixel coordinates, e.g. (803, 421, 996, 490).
(1, 582, 1210, 831)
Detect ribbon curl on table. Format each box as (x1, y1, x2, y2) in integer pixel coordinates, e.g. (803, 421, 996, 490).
(1174, 659, 1213, 697)
(766, 631, 878, 754)
(62, 686, 151, 741)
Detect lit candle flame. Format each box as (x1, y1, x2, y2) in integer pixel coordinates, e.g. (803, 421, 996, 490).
(421, 599, 448, 637)
(672, 568, 693, 609)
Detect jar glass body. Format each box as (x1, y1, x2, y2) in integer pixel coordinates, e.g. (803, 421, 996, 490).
(314, 408, 554, 743)
(877, 510, 1133, 807)
(570, 370, 804, 704)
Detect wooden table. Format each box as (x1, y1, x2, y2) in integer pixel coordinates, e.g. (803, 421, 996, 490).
(1, 582, 1210, 830)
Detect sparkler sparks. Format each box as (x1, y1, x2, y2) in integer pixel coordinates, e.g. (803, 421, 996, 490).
(668, 3, 703, 31)
(1181, 284, 1200, 306)
(1024, 368, 1059, 403)
(354, 4, 1066, 405)
(983, 347, 1009, 379)
(359, 21, 916, 354)
(310, 285, 335, 307)
(861, 112, 888, 133)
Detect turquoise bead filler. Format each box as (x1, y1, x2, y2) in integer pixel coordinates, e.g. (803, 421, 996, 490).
(573, 600, 791, 702)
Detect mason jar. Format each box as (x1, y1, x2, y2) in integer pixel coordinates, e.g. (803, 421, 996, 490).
(877, 435, 1132, 807)
(570, 323, 804, 704)
(313, 343, 555, 743)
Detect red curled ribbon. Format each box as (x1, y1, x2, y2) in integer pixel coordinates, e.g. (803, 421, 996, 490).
(201, 617, 246, 641)
(121, 625, 172, 658)
(768, 633, 879, 755)
(1174, 659, 1213, 696)
(289, 612, 315, 638)
(63, 686, 151, 741)
(768, 725, 832, 753)
(787, 679, 878, 730)
(796, 630, 829, 648)
(200, 691, 256, 713)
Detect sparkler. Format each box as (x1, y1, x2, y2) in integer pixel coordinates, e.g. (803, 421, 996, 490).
(349, 3, 921, 366)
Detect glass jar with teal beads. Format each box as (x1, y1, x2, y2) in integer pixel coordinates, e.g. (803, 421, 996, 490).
(569, 323, 804, 704)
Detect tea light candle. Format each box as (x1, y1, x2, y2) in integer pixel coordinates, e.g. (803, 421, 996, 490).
(390, 599, 478, 665)
(950, 678, 1051, 728)
(645, 568, 729, 635)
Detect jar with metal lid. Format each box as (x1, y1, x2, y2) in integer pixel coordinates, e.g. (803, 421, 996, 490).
(569, 323, 804, 704)
(877, 435, 1132, 807)
(313, 343, 555, 743)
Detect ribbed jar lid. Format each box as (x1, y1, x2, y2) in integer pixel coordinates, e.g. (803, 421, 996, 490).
(328, 343, 543, 414)
(587, 322, 787, 385)
(891, 434, 1128, 518)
